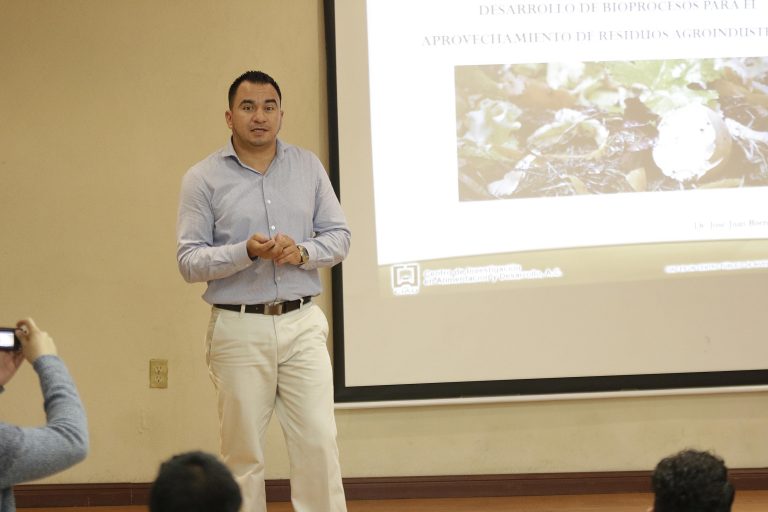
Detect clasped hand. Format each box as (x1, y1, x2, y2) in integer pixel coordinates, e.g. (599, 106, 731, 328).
(246, 233, 302, 265)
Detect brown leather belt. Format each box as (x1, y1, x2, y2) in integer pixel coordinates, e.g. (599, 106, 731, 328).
(214, 296, 311, 316)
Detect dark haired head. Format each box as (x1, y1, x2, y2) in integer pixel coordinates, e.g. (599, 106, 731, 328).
(149, 451, 241, 512)
(228, 70, 281, 109)
(652, 449, 734, 512)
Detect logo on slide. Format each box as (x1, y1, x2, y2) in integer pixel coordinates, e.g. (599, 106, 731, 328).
(391, 263, 420, 296)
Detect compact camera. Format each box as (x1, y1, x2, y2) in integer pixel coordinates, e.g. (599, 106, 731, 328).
(0, 327, 21, 351)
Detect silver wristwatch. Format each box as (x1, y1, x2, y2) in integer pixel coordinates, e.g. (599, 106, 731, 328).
(297, 245, 309, 265)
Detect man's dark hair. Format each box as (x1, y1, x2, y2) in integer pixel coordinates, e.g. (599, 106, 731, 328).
(228, 70, 282, 108)
(652, 449, 735, 512)
(149, 451, 241, 512)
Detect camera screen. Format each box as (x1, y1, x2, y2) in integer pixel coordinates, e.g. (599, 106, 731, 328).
(0, 329, 17, 349)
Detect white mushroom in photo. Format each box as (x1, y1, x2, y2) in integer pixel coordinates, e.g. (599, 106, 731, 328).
(652, 104, 733, 182)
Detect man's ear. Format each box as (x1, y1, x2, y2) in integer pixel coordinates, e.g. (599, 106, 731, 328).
(225, 110, 233, 129)
(646, 506, 654, 512)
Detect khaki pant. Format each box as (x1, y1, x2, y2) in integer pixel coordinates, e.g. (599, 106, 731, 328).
(206, 304, 347, 512)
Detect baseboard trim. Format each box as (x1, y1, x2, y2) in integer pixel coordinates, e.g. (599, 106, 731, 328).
(15, 469, 768, 508)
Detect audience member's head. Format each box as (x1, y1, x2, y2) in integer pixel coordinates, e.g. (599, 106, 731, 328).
(651, 449, 734, 512)
(149, 451, 241, 512)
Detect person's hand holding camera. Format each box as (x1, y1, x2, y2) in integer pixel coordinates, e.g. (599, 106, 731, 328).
(0, 318, 57, 388)
(16, 318, 57, 363)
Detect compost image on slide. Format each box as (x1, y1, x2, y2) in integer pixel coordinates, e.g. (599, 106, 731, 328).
(455, 57, 768, 201)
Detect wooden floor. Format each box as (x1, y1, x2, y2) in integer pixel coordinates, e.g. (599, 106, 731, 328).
(22, 490, 768, 512)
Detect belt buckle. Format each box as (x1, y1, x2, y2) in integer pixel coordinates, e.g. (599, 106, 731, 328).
(263, 302, 284, 315)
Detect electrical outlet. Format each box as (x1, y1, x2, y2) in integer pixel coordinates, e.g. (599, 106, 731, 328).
(149, 359, 168, 389)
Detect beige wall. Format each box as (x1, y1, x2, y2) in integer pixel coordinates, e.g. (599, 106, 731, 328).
(0, 0, 765, 485)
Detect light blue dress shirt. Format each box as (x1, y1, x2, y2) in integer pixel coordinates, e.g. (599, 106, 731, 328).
(176, 138, 350, 305)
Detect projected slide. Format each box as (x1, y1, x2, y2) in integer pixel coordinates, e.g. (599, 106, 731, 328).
(329, 0, 768, 402)
(365, 0, 768, 271)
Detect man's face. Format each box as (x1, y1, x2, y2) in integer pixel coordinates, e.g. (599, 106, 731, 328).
(225, 81, 283, 151)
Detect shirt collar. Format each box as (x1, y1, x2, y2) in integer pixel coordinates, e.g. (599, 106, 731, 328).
(223, 138, 285, 169)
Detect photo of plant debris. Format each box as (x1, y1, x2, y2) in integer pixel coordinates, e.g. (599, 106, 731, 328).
(455, 57, 768, 201)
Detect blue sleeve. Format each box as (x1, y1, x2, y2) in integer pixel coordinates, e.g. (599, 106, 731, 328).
(0, 356, 89, 489)
(176, 168, 253, 283)
(303, 156, 351, 269)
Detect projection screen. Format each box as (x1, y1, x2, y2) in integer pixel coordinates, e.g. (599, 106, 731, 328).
(325, 0, 768, 405)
